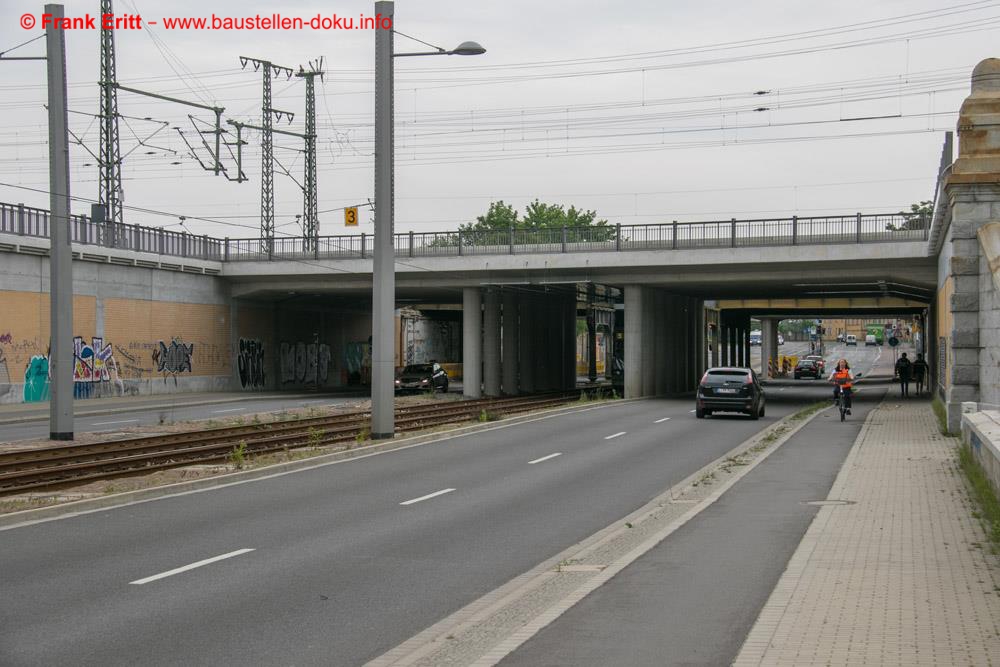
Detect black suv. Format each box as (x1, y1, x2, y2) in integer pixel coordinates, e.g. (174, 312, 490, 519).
(395, 362, 449, 393)
(696, 367, 766, 419)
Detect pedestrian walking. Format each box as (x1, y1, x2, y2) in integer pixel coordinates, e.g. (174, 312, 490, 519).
(895, 352, 913, 397)
(913, 353, 929, 396)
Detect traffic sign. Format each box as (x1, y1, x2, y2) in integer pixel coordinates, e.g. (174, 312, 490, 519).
(888, 337, 899, 347)
(344, 207, 358, 227)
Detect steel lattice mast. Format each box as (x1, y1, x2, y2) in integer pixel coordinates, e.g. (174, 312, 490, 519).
(98, 0, 123, 231)
(240, 57, 294, 249)
(296, 58, 324, 249)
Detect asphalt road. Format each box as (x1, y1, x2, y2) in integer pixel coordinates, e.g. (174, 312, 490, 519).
(500, 381, 889, 667)
(0, 344, 891, 666)
(1, 393, 820, 665)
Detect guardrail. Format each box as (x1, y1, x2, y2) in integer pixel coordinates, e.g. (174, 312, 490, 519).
(1, 201, 926, 263)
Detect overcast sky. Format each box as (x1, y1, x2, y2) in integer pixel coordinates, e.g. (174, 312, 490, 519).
(1, 0, 997, 239)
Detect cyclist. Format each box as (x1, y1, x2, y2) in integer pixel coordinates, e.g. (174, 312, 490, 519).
(829, 358, 854, 415)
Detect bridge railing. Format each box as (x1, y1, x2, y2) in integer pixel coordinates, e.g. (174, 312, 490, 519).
(1, 201, 926, 262)
(0, 202, 224, 260)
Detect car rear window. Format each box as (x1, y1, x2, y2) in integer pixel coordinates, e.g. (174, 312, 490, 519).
(402, 364, 433, 373)
(707, 370, 749, 381)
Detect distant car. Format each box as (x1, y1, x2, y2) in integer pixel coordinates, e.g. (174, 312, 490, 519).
(845, 334, 858, 346)
(778, 334, 785, 346)
(696, 367, 766, 420)
(794, 359, 820, 379)
(749, 331, 762, 346)
(865, 334, 877, 346)
(837, 333, 845, 342)
(395, 362, 448, 393)
(804, 355, 825, 376)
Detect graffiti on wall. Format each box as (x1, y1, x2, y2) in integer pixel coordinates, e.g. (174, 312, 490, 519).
(400, 315, 460, 366)
(152, 339, 194, 384)
(279, 339, 330, 385)
(0, 344, 8, 385)
(23, 355, 49, 402)
(72, 336, 128, 399)
(238, 338, 265, 389)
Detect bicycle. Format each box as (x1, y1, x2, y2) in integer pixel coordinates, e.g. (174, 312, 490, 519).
(833, 386, 853, 421)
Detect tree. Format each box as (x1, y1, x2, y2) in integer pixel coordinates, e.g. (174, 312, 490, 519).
(427, 199, 614, 248)
(887, 200, 933, 231)
(459, 199, 614, 243)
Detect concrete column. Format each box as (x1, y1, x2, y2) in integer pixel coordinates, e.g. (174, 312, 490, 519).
(502, 290, 519, 395)
(462, 287, 482, 398)
(695, 299, 707, 383)
(483, 288, 501, 396)
(675, 296, 684, 393)
(761, 318, 779, 378)
(566, 292, 578, 390)
(744, 317, 752, 370)
(654, 292, 668, 396)
(624, 286, 645, 398)
(534, 296, 550, 392)
(735, 323, 744, 367)
(519, 295, 535, 393)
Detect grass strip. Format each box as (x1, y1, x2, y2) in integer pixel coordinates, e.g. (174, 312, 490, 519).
(958, 444, 1000, 555)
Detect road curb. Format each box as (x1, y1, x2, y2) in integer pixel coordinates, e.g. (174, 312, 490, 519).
(0, 397, 642, 530)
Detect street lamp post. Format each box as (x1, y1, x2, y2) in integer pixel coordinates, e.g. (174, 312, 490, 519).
(371, 0, 484, 438)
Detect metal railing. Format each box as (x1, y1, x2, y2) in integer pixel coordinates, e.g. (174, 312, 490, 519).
(1, 201, 927, 264)
(0, 202, 223, 261)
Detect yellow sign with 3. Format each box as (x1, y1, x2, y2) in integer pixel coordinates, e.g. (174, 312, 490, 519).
(344, 207, 358, 227)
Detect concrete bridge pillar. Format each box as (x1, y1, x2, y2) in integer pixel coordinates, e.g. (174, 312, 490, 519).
(938, 60, 1000, 430)
(519, 294, 536, 394)
(483, 288, 502, 397)
(502, 289, 519, 395)
(536, 295, 553, 392)
(761, 318, 780, 378)
(565, 292, 578, 390)
(624, 286, 649, 398)
(462, 287, 482, 399)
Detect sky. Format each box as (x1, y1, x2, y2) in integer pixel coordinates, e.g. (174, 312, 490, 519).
(0, 0, 997, 240)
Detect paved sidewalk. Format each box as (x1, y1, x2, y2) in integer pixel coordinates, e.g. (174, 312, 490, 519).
(734, 399, 1000, 666)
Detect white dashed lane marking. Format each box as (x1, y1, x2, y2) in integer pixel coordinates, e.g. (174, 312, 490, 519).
(604, 432, 626, 440)
(130, 549, 255, 585)
(654, 417, 672, 423)
(528, 453, 562, 465)
(400, 488, 456, 506)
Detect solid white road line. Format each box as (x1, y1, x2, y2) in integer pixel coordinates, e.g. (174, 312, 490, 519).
(91, 419, 139, 426)
(212, 408, 246, 413)
(400, 488, 456, 506)
(129, 548, 255, 585)
(604, 432, 626, 440)
(654, 417, 671, 423)
(689, 409, 697, 413)
(528, 453, 562, 465)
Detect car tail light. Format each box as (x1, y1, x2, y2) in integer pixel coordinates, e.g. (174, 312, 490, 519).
(745, 374, 753, 385)
(700, 372, 709, 386)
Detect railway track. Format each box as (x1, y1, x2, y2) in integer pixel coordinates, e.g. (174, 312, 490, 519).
(0, 392, 594, 495)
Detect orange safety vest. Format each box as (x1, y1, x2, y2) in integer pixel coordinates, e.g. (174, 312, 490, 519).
(832, 369, 853, 389)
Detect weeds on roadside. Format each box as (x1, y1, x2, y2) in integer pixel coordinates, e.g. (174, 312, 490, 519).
(307, 427, 325, 448)
(355, 426, 370, 446)
(478, 408, 499, 423)
(958, 444, 1000, 555)
(932, 397, 960, 436)
(230, 440, 248, 469)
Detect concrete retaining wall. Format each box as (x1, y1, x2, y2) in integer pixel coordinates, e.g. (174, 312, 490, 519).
(0, 252, 230, 403)
(961, 408, 1000, 494)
